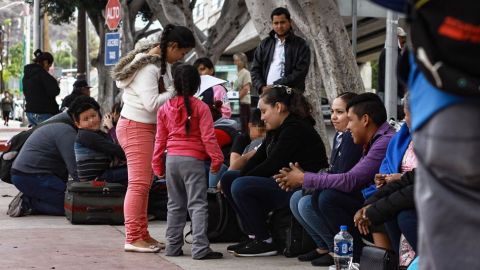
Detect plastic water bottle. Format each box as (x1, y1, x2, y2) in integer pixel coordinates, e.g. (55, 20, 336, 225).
(334, 225, 353, 270)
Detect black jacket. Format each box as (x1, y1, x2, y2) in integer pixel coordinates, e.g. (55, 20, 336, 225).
(329, 131, 363, 174)
(365, 169, 415, 225)
(61, 92, 83, 110)
(241, 114, 328, 177)
(377, 48, 405, 98)
(250, 30, 310, 94)
(22, 63, 60, 114)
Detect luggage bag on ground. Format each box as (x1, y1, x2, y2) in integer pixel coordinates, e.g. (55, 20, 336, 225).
(64, 180, 126, 225)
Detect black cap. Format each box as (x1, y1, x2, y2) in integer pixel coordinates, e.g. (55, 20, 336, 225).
(73, 79, 91, 89)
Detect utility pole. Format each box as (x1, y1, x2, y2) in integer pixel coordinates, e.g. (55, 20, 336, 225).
(33, 0, 41, 51)
(77, 6, 87, 80)
(351, 0, 357, 56)
(0, 26, 4, 93)
(384, 11, 398, 120)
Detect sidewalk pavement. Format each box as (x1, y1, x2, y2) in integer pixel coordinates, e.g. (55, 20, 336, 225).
(0, 182, 328, 270)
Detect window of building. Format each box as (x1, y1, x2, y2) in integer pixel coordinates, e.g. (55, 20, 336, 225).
(215, 0, 225, 9)
(195, 0, 205, 18)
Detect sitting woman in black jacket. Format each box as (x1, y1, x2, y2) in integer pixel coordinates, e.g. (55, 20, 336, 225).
(219, 85, 329, 257)
(354, 169, 417, 254)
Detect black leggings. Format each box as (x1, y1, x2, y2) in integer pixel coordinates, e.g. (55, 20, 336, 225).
(2, 111, 10, 122)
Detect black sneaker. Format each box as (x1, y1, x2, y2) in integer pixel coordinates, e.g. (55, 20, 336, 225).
(196, 251, 223, 260)
(7, 192, 25, 217)
(233, 240, 278, 257)
(311, 253, 334, 266)
(298, 249, 327, 262)
(227, 239, 253, 254)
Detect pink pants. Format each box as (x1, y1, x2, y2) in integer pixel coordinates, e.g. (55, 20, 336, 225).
(116, 117, 155, 244)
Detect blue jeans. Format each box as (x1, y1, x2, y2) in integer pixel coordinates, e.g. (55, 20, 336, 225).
(11, 172, 66, 215)
(208, 164, 228, 187)
(385, 209, 418, 254)
(26, 112, 54, 127)
(98, 166, 128, 186)
(221, 170, 294, 240)
(290, 190, 329, 250)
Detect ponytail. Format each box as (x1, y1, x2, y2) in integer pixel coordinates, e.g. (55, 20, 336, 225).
(33, 49, 54, 65)
(173, 64, 201, 135)
(159, 24, 175, 77)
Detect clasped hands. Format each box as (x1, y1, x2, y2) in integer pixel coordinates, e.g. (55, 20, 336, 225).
(274, 162, 304, 191)
(353, 205, 371, 235)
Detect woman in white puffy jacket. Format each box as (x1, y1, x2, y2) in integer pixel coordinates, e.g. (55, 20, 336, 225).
(112, 24, 195, 253)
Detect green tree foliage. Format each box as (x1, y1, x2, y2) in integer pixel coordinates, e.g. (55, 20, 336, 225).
(4, 42, 24, 80)
(53, 49, 77, 69)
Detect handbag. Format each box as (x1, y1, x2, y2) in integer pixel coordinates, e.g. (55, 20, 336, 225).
(360, 246, 398, 270)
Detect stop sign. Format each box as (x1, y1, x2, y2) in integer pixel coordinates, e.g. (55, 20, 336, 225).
(105, 0, 121, 30)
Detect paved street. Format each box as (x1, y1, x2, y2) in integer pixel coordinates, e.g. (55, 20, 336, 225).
(0, 182, 328, 270)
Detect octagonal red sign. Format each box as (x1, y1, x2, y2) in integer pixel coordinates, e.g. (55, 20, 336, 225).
(105, 0, 121, 30)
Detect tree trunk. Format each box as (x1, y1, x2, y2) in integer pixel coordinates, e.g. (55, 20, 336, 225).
(77, 6, 87, 80)
(203, 0, 250, 63)
(121, 0, 136, 54)
(87, 9, 114, 112)
(147, 0, 249, 64)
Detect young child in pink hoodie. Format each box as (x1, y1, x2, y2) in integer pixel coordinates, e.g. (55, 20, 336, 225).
(152, 64, 224, 260)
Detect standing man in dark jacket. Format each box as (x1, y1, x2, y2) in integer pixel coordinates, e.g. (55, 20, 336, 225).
(60, 79, 92, 111)
(250, 7, 310, 94)
(22, 49, 60, 126)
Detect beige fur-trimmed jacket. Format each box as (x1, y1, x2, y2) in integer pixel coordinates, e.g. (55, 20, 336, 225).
(112, 44, 174, 124)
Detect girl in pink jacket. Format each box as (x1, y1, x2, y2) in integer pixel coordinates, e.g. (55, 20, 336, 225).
(152, 64, 224, 260)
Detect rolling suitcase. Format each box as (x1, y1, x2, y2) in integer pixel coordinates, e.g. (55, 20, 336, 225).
(64, 180, 126, 225)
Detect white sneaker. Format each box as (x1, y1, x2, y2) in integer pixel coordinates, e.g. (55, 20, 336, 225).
(124, 243, 161, 253)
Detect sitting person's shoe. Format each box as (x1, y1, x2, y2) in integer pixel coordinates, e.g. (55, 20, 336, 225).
(311, 253, 334, 266)
(227, 239, 253, 254)
(298, 249, 328, 261)
(196, 251, 223, 260)
(7, 192, 27, 217)
(124, 243, 161, 253)
(233, 240, 278, 257)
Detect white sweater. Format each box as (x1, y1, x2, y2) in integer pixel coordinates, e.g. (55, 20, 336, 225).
(117, 53, 174, 124)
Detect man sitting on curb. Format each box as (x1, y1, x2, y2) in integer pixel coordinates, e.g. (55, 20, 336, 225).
(275, 93, 395, 264)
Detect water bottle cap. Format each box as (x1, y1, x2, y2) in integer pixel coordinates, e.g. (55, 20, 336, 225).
(340, 225, 347, 231)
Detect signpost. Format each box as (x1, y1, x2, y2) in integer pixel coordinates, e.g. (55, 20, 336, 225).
(105, 0, 121, 31)
(105, 33, 120, 66)
(104, 0, 121, 65)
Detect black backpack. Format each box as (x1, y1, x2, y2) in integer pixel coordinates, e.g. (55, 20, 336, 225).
(185, 188, 245, 243)
(268, 207, 316, 257)
(408, 0, 480, 96)
(147, 178, 168, 221)
(0, 115, 74, 184)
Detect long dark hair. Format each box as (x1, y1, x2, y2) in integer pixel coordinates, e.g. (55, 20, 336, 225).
(173, 64, 201, 134)
(159, 24, 195, 77)
(260, 85, 312, 120)
(33, 49, 54, 65)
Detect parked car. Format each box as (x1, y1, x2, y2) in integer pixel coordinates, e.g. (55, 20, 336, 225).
(12, 99, 24, 121)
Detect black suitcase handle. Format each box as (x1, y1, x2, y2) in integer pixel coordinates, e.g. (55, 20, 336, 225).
(86, 206, 114, 213)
